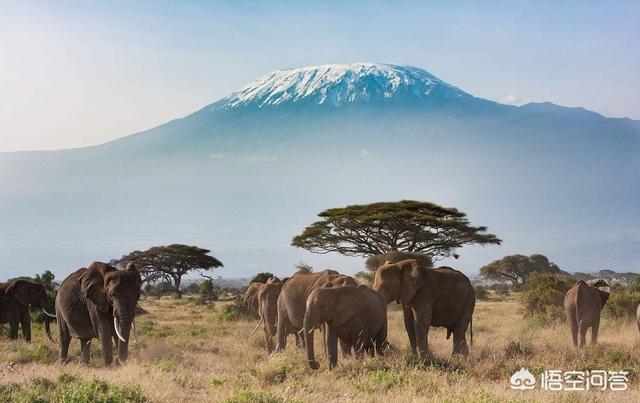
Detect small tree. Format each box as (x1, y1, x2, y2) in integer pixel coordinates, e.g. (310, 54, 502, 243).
(295, 261, 313, 273)
(520, 273, 572, 324)
(116, 244, 223, 298)
(198, 279, 219, 301)
(292, 200, 500, 261)
(480, 254, 564, 286)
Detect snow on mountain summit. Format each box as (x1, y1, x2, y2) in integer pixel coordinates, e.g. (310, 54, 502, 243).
(220, 63, 470, 109)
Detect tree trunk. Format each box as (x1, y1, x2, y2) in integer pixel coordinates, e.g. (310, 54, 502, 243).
(174, 276, 182, 299)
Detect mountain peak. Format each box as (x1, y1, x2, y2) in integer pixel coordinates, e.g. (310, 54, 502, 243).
(218, 63, 471, 110)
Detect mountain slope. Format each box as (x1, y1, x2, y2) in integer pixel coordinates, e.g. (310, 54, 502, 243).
(0, 63, 638, 279)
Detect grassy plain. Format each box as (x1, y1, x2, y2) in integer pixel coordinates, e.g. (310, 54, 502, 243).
(1, 293, 639, 402)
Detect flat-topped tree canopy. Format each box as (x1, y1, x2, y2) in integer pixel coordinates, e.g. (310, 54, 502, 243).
(292, 200, 501, 261)
(114, 244, 223, 297)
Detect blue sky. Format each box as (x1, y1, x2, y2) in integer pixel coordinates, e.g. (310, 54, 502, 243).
(1, 0, 639, 151)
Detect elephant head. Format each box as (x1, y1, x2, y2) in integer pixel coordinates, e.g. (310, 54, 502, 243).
(256, 276, 285, 352)
(81, 261, 141, 363)
(591, 279, 610, 308)
(303, 284, 367, 370)
(373, 259, 424, 305)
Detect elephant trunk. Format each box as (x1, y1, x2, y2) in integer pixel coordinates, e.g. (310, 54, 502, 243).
(303, 314, 320, 370)
(115, 313, 133, 364)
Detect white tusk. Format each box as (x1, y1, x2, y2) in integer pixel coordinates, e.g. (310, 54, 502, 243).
(41, 308, 57, 319)
(131, 320, 138, 344)
(113, 317, 126, 343)
(249, 317, 263, 336)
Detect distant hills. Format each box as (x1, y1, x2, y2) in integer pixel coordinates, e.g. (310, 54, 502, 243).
(1, 63, 638, 279)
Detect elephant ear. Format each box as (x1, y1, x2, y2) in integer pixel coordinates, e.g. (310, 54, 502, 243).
(332, 287, 367, 326)
(124, 262, 142, 287)
(399, 260, 422, 305)
(81, 262, 115, 313)
(6, 280, 31, 307)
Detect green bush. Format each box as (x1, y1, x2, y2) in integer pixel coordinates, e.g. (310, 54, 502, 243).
(519, 273, 572, 324)
(0, 373, 147, 403)
(219, 302, 259, 322)
(604, 291, 640, 319)
(225, 391, 282, 403)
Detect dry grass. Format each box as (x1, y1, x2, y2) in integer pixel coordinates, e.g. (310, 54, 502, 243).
(1, 293, 640, 402)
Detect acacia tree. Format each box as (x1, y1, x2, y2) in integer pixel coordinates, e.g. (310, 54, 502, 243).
(115, 244, 223, 297)
(292, 200, 501, 263)
(479, 254, 564, 286)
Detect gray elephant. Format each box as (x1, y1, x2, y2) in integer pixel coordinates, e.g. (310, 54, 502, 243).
(303, 283, 387, 370)
(56, 262, 141, 366)
(250, 276, 291, 353)
(564, 279, 609, 348)
(243, 282, 263, 314)
(276, 270, 357, 352)
(374, 259, 475, 360)
(0, 280, 56, 341)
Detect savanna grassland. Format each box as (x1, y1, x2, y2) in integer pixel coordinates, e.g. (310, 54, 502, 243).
(1, 293, 639, 403)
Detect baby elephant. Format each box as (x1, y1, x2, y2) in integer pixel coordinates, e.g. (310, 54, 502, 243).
(564, 279, 609, 349)
(303, 283, 387, 370)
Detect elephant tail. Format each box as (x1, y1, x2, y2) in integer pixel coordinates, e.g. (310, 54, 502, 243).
(470, 317, 473, 347)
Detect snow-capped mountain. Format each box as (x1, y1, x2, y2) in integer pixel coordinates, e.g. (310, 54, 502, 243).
(1, 63, 639, 280)
(218, 63, 471, 109)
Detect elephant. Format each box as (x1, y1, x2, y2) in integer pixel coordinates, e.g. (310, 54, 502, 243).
(243, 282, 263, 314)
(564, 279, 609, 349)
(56, 261, 141, 366)
(276, 270, 357, 352)
(250, 276, 290, 353)
(373, 259, 475, 360)
(303, 283, 388, 370)
(0, 280, 56, 341)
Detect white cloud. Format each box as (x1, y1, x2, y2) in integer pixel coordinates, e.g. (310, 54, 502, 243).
(243, 155, 279, 163)
(498, 93, 523, 105)
(360, 149, 370, 157)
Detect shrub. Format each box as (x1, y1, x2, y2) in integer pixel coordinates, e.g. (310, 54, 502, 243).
(0, 373, 147, 403)
(604, 291, 640, 319)
(365, 251, 432, 272)
(295, 261, 313, 273)
(519, 273, 572, 324)
(219, 302, 259, 322)
(474, 285, 489, 301)
(250, 272, 274, 283)
(225, 391, 282, 403)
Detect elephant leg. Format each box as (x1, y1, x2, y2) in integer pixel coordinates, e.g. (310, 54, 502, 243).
(99, 320, 113, 366)
(568, 314, 578, 348)
(20, 312, 31, 342)
(80, 338, 91, 364)
(340, 338, 352, 358)
(326, 324, 338, 369)
(402, 305, 417, 355)
(8, 318, 19, 340)
(58, 319, 71, 363)
(295, 330, 305, 349)
(275, 311, 288, 352)
(591, 318, 600, 345)
(413, 306, 432, 362)
(577, 322, 587, 349)
(452, 326, 469, 357)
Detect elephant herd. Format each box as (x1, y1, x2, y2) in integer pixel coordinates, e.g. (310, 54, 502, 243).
(1, 261, 142, 366)
(0, 257, 635, 369)
(243, 259, 476, 369)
